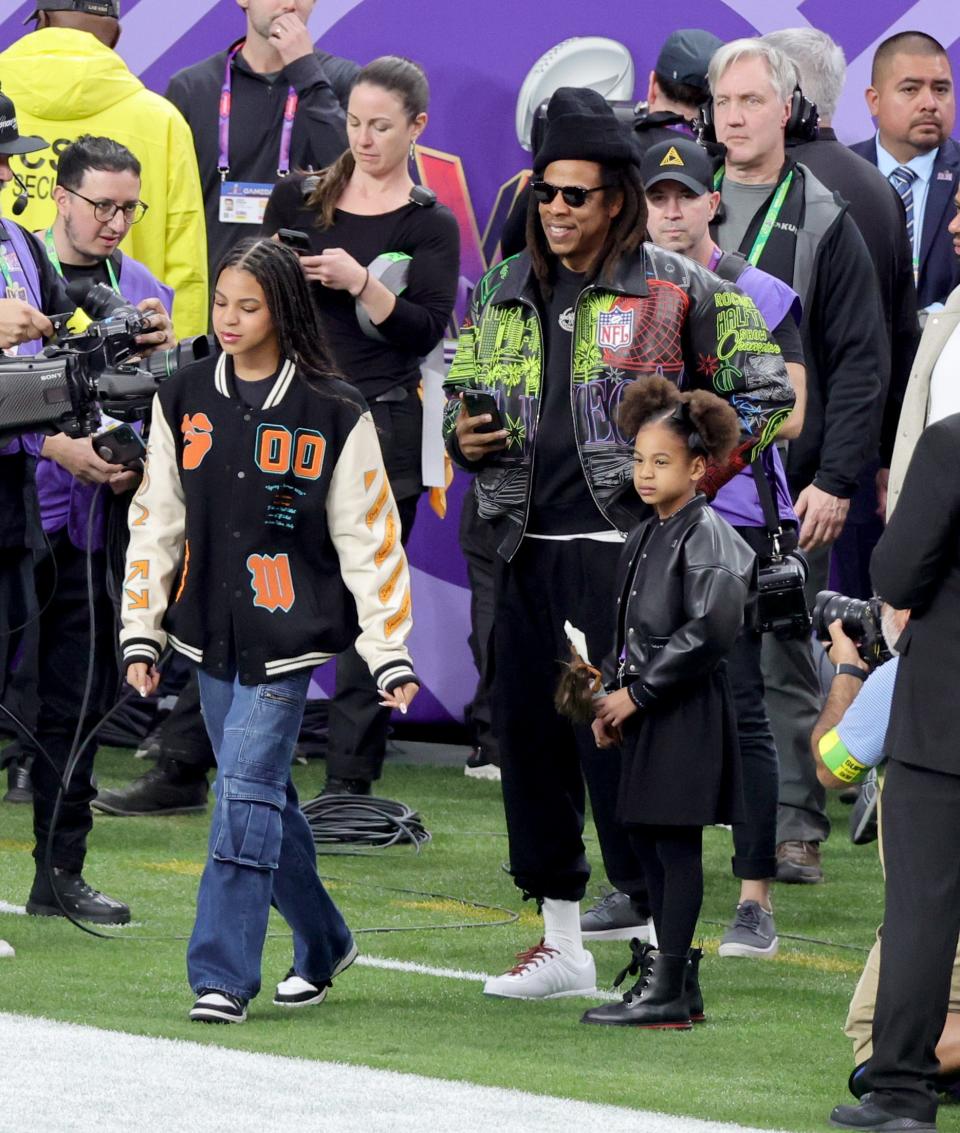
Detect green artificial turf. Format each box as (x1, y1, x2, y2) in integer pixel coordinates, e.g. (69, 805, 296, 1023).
(1, 747, 956, 1133)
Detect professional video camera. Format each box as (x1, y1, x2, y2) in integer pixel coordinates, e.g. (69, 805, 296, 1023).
(812, 591, 891, 668)
(0, 281, 212, 446)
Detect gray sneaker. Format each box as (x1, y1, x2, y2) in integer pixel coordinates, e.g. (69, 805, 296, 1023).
(718, 900, 779, 959)
(580, 890, 653, 942)
(850, 769, 879, 846)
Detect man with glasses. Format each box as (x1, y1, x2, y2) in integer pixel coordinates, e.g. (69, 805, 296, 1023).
(445, 88, 794, 1001)
(16, 134, 174, 925)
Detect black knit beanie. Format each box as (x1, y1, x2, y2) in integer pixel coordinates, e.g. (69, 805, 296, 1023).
(533, 86, 636, 174)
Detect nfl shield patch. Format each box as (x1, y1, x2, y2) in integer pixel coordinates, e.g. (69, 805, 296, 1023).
(597, 308, 634, 350)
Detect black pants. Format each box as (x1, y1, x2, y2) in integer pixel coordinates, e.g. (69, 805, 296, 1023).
(325, 492, 420, 783)
(862, 759, 960, 1124)
(458, 485, 499, 763)
(628, 825, 703, 955)
(29, 532, 117, 873)
(492, 538, 646, 902)
(154, 665, 216, 771)
(726, 626, 779, 879)
(0, 545, 36, 730)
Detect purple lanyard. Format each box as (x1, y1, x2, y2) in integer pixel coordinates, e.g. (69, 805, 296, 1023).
(218, 40, 299, 180)
(707, 245, 722, 273)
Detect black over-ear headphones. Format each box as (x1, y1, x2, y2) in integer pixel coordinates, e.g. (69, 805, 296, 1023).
(698, 85, 818, 145)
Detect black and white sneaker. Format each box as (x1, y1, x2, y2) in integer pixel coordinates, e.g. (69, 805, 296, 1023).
(189, 990, 247, 1024)
(274, 940, 359, 1007)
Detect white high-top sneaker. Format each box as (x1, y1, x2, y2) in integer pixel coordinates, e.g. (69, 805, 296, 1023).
(483, 938, 597, 999)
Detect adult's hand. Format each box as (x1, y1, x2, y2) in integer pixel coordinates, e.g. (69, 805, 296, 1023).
(823, 619, 869, 672)
(269, 12, 315, 67)
(41, 434, 125, 485)
(126, 661, 161, 699)
(299, 248, 367, 295)
(454, 398, 507, 463)
(795, 483, 850, 551)
(594, 687, 638, 730)
(378, 682, 420, 715)
(0, 298, 53, 349)
(134, 298, 176, 354)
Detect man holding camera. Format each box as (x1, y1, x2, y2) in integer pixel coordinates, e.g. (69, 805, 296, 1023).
(830, 412, 960, 1131)
(708, 39, 887, 885)
(0, 114, 173, 924)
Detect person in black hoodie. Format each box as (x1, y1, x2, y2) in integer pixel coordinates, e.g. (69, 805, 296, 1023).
(575, 376, 756, 1030)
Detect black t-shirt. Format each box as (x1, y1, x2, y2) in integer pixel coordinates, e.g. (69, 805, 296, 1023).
(526, 265, 613, 536)
(58, 258, 112, 291)
(263, 175, 460, 398)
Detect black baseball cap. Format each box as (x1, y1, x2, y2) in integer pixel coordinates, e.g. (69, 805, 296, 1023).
(25, 0, 119, 21)
(641, 138, 714, 196)
(0, 91, 48, 156)
(655, 29, 723, 93)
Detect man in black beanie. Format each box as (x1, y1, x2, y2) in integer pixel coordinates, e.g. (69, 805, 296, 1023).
(444, 88, 795, 1018)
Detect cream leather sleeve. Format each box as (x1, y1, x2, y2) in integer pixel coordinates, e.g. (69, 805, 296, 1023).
(326, 411, 418, 692)
(118, 396, 186, 668)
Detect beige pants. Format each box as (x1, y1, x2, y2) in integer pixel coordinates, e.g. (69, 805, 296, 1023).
(845, 777, 960, 1062)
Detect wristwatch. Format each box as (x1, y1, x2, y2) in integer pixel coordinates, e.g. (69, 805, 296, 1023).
(835, 663, 868, 681)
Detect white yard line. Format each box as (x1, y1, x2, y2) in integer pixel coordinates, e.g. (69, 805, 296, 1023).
(0, 1013, 795, 1133)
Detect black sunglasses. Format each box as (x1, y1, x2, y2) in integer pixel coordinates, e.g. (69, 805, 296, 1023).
(531, 180, 612, 208)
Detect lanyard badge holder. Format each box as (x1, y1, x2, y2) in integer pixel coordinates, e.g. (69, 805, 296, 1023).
(752, 452, 811, 640)
(218, 40, 299, 225)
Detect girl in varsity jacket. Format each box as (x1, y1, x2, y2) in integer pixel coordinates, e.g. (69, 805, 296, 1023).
(120, 238, 419, 1024)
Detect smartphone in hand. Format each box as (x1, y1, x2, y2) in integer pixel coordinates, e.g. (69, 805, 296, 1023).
(277, 228, 312, 255)
(462, 390, 504, 434)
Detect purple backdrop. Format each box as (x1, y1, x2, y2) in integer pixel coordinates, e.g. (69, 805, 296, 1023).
(1, 0, 957, 723)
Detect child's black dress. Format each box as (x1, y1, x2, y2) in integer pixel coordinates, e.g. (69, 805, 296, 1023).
(605, 495, 757, 827)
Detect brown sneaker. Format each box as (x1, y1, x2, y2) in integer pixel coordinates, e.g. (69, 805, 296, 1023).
(776, 840, 823, 884)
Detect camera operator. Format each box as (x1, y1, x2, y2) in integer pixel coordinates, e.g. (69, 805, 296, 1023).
(830, 411, 960, 1131)
(0, 121, 174, 926)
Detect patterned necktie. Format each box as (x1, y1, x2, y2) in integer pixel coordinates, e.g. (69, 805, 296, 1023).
(889, 164, 919, 257)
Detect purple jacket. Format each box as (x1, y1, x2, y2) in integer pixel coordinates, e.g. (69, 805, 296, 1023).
(35, 252, 174, 551)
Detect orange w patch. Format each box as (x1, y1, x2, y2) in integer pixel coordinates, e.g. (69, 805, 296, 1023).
(247, 553, 296, 613)
(181, 413, 214, 470)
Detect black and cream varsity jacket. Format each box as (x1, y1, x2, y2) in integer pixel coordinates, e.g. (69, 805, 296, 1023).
(120, 352, 418, 690)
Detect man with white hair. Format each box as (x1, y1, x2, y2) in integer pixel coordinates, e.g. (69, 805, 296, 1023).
(765, 28, 920, 564)
(708, 38, 886, 888)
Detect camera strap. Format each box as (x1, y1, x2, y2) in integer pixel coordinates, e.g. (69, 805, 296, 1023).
(751, 454, 783, 557)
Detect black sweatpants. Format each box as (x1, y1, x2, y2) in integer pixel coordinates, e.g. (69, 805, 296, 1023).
(29, 532, 116, 873)
(492, 537, 646, 902)
(863, 759, 960, 1124)
(458, 485, 500, 763)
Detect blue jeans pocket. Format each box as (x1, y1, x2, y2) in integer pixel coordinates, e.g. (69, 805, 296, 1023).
(213, 774, 286, 870)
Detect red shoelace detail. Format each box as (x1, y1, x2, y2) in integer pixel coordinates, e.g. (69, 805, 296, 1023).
(507, 938, 559, 975)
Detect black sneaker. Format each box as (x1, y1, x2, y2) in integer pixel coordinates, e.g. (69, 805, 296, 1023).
(26, 868, 130, 925)
(320, 776, 371, 796)
(829, 1099, 935, 1129)
(4, 759, 32, 804)
(92, 763, 209, 816)
(464, 748, 501, 781)
(190, 990, 247, 1024)
(274, 941, 359, 1007)
(580, 891, 653, 942)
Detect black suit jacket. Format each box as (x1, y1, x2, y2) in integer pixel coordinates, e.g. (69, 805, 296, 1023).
(851, 134, 960, 310)
(872, 413, 960, 774)
(794, 130, 919, 464)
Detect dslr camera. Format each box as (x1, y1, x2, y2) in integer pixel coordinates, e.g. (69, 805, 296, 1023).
(812, 591, 891, 668)
(757, 549, 811, 640)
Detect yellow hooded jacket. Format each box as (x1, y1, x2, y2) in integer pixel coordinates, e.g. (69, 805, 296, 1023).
(0, 28, 208, 338)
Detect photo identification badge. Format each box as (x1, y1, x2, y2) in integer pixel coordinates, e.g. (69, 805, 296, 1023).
(219, 182, 273, 225)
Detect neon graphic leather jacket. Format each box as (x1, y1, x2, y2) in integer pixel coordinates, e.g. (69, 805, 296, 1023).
(443, 245, 795, 560)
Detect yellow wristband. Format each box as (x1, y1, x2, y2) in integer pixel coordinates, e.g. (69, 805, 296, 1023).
(818, 727, 870, 784)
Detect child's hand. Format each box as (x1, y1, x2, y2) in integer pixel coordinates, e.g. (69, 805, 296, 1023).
(379, 681, 420, 716)
(594, 687, 638, 730)
(592, 716, 621, 749)
(126, 662, 161, 699)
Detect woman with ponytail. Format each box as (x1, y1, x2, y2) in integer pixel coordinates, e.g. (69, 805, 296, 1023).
(574, 376, 757, 1032)
(263, 55, 459, 794)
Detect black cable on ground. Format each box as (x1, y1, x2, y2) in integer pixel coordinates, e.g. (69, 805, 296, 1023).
(302, 793, 431, 852)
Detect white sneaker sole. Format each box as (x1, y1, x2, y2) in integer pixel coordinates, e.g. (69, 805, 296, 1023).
(273, 941, 359, 1007)
(718, 936, 780, 959)
(464, 764, 501, 781)
(483, 982, 599, 1000)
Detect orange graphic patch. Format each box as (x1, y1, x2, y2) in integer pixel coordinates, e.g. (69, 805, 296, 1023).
(181, 413, 214, 470)
(378, 558, 404, 606)
(384, 588, 411, 639)
(247, 553, 295, 613)
(175, 540, 190, 602)
(374, 510, 397, 568)
(364, 469, 378, 491)
(366, 481, 390, 530)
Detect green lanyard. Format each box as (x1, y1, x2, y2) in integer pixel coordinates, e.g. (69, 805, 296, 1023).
(43, 227, 120, 293)
(714, 168, 794, 267)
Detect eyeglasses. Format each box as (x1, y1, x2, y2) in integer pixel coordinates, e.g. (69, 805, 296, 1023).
(530, 180, 612, 208)
(64, 186, 149, 224)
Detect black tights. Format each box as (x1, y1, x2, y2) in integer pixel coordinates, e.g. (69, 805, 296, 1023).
(628, 824, 704, 956)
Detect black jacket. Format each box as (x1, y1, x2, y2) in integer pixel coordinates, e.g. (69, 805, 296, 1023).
(792, 130, 920, 465)
(872, 413, 960, 776)
(851, 135, 960, 311)
(166, 46, 358, 284)
(713, 160, 887, 498)
(603, 495, 757, 705)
